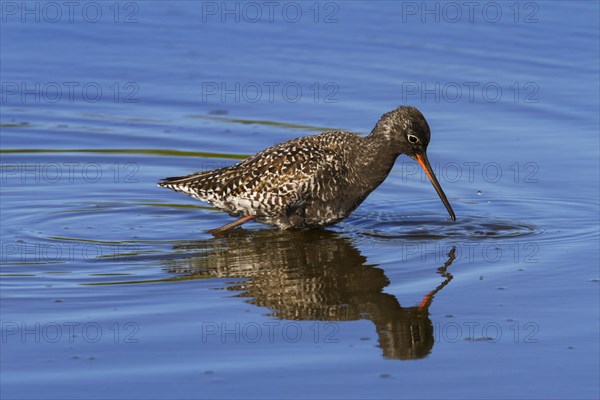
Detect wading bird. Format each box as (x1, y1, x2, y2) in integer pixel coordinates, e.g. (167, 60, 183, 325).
(159, 106, 456, 233)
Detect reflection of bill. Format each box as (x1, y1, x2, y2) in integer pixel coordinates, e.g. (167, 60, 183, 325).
(167, 230, 457, 360)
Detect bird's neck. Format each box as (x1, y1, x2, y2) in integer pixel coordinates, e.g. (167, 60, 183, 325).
(352, 134, 400, 191)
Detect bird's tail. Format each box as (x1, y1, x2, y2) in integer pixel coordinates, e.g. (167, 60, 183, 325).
(157, 169, 226, 199)
(158, 163, 235, 201)
(157, 172, 204, 188)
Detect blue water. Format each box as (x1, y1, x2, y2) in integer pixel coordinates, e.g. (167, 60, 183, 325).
(1, 1, 599, 399)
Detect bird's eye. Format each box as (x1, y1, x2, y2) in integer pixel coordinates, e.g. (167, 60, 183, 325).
(407, 134, 419, 144)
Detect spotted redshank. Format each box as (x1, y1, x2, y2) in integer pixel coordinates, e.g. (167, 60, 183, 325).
(159, 106, 456, 233)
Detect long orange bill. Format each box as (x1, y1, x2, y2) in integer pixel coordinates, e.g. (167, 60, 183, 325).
(416, 153, 456, 221)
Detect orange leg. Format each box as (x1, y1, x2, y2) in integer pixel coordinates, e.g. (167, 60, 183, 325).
(208, 215, 255, 235)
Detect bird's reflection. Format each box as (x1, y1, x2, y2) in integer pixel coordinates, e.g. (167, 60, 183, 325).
(166, 229, 456, 360)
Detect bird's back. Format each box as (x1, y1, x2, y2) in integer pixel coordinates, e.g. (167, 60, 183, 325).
(159, 131, 367, 227)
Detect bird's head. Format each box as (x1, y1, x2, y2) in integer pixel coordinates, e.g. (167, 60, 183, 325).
(371, 106, 456, 221)
(371, 106, 431, 157)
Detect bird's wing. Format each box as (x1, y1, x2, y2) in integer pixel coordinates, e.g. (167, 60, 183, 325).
(159, 132, 349, 216)
(159, 132, 353, 216)
(222, 135, 347, 216)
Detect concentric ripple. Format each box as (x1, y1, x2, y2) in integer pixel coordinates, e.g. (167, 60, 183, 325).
(337, 195, 598, 246)
(338, 213, 539, 240)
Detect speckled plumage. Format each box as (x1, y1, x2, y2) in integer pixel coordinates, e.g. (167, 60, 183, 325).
(159, 106, 456, 230)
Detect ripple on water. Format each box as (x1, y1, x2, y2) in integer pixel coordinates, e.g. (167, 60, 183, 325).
(338, 212, 539, 240)
(337, 195, 598, 245)
(2, 192, 597, 287)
